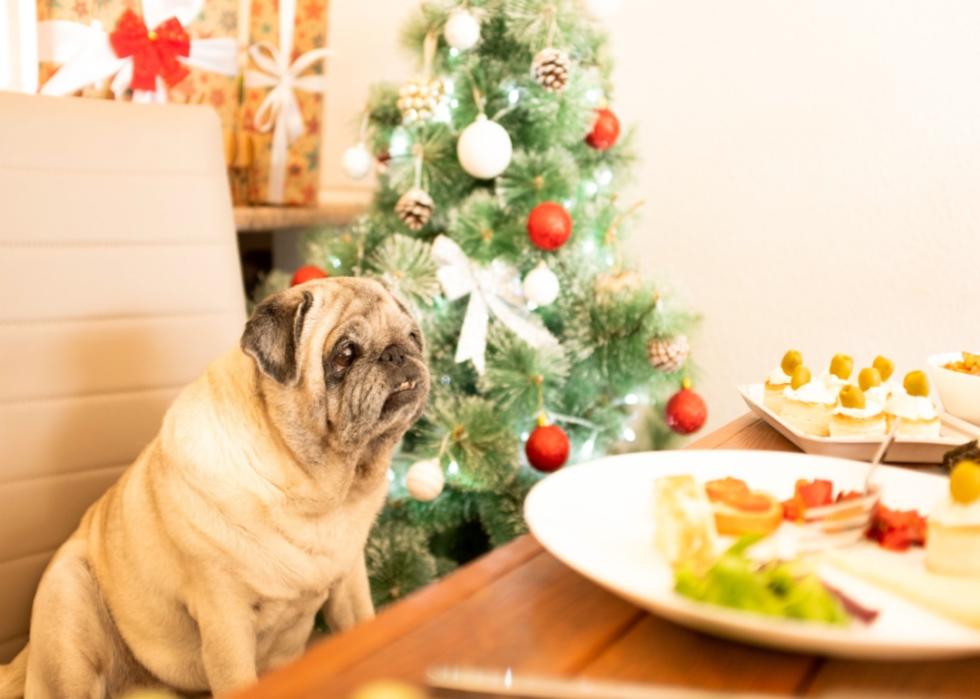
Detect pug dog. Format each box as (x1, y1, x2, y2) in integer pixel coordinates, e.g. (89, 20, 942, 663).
(0, 277, 429, 699)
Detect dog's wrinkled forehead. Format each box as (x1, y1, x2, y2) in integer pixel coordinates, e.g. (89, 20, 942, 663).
(241, 277, 415, 385)
(313, 281, 415, 346)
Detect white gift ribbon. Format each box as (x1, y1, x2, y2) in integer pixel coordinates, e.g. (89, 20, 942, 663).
(432, 235, 559, 375)
(37, 0, 237, 103)
(244, 0, 330, 204)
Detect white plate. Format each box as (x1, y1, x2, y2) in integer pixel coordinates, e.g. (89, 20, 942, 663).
(738, 383, 979, 464)
(524, 450, 980, 659)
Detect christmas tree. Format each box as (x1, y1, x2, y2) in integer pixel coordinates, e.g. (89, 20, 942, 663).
(256, 0, 699, 607)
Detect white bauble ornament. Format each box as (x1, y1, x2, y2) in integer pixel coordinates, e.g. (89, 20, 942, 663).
(444, 8, 481, 50)
(406, 459, 444, 502)
(457, 114, 513, 180)
(341, 143, 373, 180)
(523, 262, 561, 307)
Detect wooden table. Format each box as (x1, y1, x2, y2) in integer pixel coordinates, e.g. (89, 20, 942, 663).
(236, 416, 979, 698)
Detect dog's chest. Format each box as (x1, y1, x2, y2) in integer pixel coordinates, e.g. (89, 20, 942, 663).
(244, 488, 382, 598)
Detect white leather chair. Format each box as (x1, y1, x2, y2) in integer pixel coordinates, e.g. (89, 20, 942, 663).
(0, 92, 246, 662)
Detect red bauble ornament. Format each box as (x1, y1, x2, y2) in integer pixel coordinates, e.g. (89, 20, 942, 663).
(527, 202, 572, 251)
(586, 108, 620, 150)
(525, 424, 571, 472)
(290, 264, 329, 286)
(665, 382, 708, 435)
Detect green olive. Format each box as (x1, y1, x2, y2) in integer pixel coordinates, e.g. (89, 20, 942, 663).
(904, 370, 930, 397)
(780, 350, 803, 375)
(838, 384, 866, 409)
(858, 367, 882, 392)
(791, 365, 812, 390)
(873, 355, 895, 381)
(829, 354, 854, 380)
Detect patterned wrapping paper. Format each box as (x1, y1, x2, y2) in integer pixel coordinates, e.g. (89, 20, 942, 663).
(242, 0, 330, 206)
(35, 0, 240, 135)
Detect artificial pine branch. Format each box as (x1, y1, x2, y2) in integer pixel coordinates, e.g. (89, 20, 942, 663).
(366, 234, 441, 307)
(421, 394, 521, 492)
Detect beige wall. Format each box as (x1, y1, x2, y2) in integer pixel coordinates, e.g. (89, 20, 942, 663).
(324, 1, 980, 433)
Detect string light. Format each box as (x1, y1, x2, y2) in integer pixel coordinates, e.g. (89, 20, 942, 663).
(584, 181, 599, 197)
(508, 88, 520, 105)
(595, 167, 613, 186)
(624, 393, 639, 405)
(443, 78, 455, 95)
(585, 87, 604, 104)
(389, 128, 410, 157)
(447, 460, 460, 476)
(621, 427, 636, 442)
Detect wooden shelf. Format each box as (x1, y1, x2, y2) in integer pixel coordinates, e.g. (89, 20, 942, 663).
(234, 203, 365, 232)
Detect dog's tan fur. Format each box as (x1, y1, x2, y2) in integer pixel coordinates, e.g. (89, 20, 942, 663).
(0, 278, 429, 698)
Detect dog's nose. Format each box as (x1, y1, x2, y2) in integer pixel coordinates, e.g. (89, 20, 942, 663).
(380, 344, 406, 367)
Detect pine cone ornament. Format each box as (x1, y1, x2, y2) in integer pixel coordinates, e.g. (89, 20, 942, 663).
(395, 187, 434, 231)
(397, 78, 445, 123)
(647, 334, 690, 373)
(531, 47, 570, 92)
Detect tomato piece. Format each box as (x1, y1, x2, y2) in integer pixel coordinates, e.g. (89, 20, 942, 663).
(836, 490, 863, 502)
(782, 498, 804, 522)
(795, 479, 834, 508)
(705, 477, 749, 503)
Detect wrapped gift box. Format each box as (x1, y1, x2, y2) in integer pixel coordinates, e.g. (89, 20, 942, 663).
(242, 0, 330, 206)
(36, 0, 240, 135)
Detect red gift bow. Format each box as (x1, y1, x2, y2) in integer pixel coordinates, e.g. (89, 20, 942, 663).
(109, 9, 190, 92)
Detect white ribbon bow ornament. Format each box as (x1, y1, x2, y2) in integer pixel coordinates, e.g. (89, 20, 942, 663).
(37, 0, 237, 103)
(432, 235, 560, 375)
(244, 0, 331, 204)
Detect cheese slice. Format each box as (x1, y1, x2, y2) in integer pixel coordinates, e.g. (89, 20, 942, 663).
(825, 547, 980, 629)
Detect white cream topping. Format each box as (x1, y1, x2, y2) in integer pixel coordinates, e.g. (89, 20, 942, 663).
(783, 381, 836, 405)
(833, 402, 884, 419)
(821, 371, 849, 391)
(885, 391, 938, 421)
(865, 384, 891, 407)
(766, 366, 792, 385)
(930, 496, 980, 527)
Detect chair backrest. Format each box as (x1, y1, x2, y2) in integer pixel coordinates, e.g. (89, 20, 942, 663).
(0, 92, 246, 662)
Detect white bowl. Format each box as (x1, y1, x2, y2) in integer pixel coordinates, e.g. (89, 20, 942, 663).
(928, 352, 980, 426)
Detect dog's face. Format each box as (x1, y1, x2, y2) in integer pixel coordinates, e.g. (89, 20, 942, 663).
(241, 277, 430, 463)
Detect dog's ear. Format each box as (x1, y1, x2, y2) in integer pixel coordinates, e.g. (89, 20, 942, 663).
(241, 290, 314, 384)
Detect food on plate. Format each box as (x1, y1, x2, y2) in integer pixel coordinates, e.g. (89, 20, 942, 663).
(674, 536, 852, 625)
(858, 366, 890, 406)
(823, 353, 854, 391)
(884, 370, 941, 438)
(926, 459, 980, 577)
(653, 475, 718, 573)
(943, 351, 980, 376)
(866, 503, 927, 551)
(781, 478, 866, 522)
(704, 477, 782, 536)
(782, 366, 836, 437)
(873, 355, 896, 382)
(829, 385, 887, 438)
(764, 349, 803, 413)
(943, 440, 980, 473)
(826, 546, 980, 630)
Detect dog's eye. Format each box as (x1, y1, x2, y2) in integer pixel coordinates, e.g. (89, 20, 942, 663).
(409, 330, 422, 349)
(332, 343, 359, 373)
